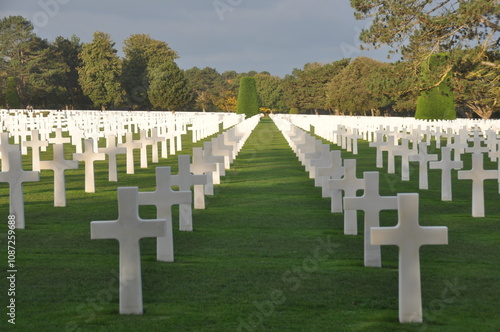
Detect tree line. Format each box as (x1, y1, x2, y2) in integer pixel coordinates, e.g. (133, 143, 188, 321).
(1, 12, 498, 118)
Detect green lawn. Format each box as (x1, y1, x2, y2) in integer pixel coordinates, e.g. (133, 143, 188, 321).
(1, 117, 499, 331)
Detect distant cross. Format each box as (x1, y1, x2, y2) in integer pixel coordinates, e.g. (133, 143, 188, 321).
(379, 135, 397, 174)
(371, 193, 448, 323)
(316, 150, 344, 199)
(466, 132, 489, 154)
(73, 139, 106, 193)
(172, 155, 207, 231)
(409, 142, 438, 190)
(344, 172, 398, 267)
(23, 130, 49, 172)
(191, 147, 217, 196)
(48, 127, 71, 145)
(91, 187, 165, 314)
(329, 159, 364, 235)
(136, 130, 154, 169)
(98, 135, 127, 182)
(369, 132, 385, 168)
(118, 132, 142, 174)
(457, 153, 498, 217)
(138, 167, 191, 262)
(0, 150, 40, 229)
(211, 137, 231, 169)
(393, 139, 416, 181)
(39, 142, 79, 207)
(203, 141, 226, 180)
(429, 147, 463, 201)
(149, 128, 165, 163)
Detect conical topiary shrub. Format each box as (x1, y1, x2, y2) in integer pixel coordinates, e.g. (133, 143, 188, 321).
(415, 53, 456, 120)
(236, 76, 259, 117)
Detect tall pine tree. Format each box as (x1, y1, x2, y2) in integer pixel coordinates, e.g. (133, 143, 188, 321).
(77, 31, 123, 110)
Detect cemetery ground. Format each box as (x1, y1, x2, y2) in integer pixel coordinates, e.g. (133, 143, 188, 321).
(1, 118, 500, 331)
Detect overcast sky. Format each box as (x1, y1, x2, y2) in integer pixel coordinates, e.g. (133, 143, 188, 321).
(0, 0, 395, 77)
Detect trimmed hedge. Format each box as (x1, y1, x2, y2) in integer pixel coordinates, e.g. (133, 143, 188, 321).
(415, 53, 456, 120)
(236, 77, 259, 117)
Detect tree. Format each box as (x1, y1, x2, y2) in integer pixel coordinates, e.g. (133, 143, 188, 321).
(454, 51, 500, 119)
(236, 76, 259, 117)
(5, 77, 21, 108)
(0, 16, 37, 106)
(52, 35, 92, 109)
(283, 60, 350, 114)
(254, 73, 285, 112)
(416, 53, 456, 120)
(351, 0, 500, 114)
(121, 34, 178, 109)
(148, 60, 191, 111)
(78, 31, 123, 110)
(184, 66, 223, 112)
(326, 57, 391, 115)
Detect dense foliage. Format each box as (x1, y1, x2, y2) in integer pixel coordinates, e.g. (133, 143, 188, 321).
(236, 77, 259, 117)
(415, 54, 457, 120)
(0, 14, 497, 117)
(351, 0, 499, 118)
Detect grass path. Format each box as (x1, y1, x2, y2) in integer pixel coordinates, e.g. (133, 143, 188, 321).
(1, 117, 500, 331)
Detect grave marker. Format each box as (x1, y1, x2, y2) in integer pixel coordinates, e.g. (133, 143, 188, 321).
(98, 135, 127, 182)
(429, 147, 463, 201)
(457, 153, 497, 217)
(138, 167, 191, 262)
(39, 141, 79, 207)
(329, 159, 364, 235)
(0, 150, 40, 229)
(344, 172, 398, 267)
(172, 155, 207, 231)
(73, 139, 106, 193)
(91, 187, 165, 314)
(371, 193, 448, 323)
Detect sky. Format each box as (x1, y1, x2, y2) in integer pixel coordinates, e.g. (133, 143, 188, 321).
(0, 0, 395, 77)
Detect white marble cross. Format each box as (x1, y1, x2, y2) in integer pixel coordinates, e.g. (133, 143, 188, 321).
(138, 167, 191, 261)
(408, 142, 438, 190)
(91, 187, 165, 314)
(343, 172, 398, 267)
(191, 147, 216, 196)
(429, 147, 463, 201)
(136, 130, 154, 169)
(98, 135, 127, 182)
(371, 193, 448, 323)
(0, 132, 19, 172)
(48, 128, 71, 145)
(329, 159, 364, 235)
(457, 153, 498, 217)
(393, 139, 416, 181)
(73, 139, 106, 193)
(39, 141, 79, 207)
(379, 135, 397, 173)
(369, 132, 385, 168)
(118, 132, 142, 175)
(23, 130, 48, 172)
(172, 155, 207, 230)
(203, 141, 226, 178)
(149, 128, 164, 163)
(0, 150, 40, 229)
(316, 150, 344, 198)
